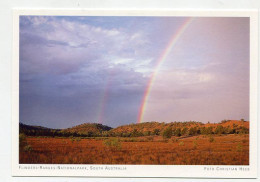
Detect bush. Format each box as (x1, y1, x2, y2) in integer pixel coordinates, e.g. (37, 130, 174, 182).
(126, 138, 137, 142)
(138, 138, 145, 142)
(221, 120, 228, 123)
(193, 141, 198, 149)
(76, 137, 81, 142)
(206, 127, 213, 135)
(236, 143, 243, 152)
(181, 127, 188, 136)
(153, 129, 160, 135)
(103, 138, 122, 150)
(188, 127, 197, 136)
(174, 128, 181, 137)
(23, 145, 33, 152)
(242, 139, 247, 144)
(179, 141, 184, 146)
(19, 133, 27, 149)
(215, 125, 225, 134)
(209, 136, 214, 143)
(162, 127, 172, 139)
(171, 137, 178, 143)
(162, 139, 168, 143)
(146, 136, 154, 141)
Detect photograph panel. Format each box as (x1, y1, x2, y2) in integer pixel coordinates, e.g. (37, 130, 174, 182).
(12, 9, 258, 178)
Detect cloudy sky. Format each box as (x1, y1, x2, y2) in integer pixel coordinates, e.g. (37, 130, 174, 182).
(19, 16, 249, 128)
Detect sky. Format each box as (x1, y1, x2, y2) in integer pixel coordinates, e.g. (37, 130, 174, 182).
(19, 16, 249, 128)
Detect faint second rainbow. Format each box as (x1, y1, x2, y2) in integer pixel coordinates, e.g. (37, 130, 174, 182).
(96, 69, 116, 125)
(137, 17, 194, 124)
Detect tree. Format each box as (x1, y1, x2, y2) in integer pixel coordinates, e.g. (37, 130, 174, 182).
(221, 120, 228, 123)
(215, 125, 224, 134)
(144, 131, 151, 136)
(174, 128, 181, 137)
(188, 127, 197, 136)
(162, 127, 172, 139)
(239, 126, 249, 134)
(181, 127, 188, 136)
(206, 127, 213, 135)
(196, 127, 201, 134)
(153, 129, 160, 136)
(200, 127, 207, 135)
(131, 129, 143, 137)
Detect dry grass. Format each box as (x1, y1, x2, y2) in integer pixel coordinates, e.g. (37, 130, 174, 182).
(19, 134, 249, 165)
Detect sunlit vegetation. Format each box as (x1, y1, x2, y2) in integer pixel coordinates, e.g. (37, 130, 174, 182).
(19, 120, 249, 165)
(20, 120, 249, 138)
(19, 133, 33, 152)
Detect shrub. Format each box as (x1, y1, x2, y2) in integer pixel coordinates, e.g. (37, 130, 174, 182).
(162, 127, 172, 139)
(188, 127, 197, 136)
(135, 138, 145, 142)
(236, 143, 243, 152)
(19, 133, 27, 149)
(103, 138, 122, 150)
(239, 127, 249, 134)
(193, 141, 198, 149)
(215, 125, 224, 134)
(206, 127, 213, 135)
(146, 136, 154, 141)
(171, 137, 178, 143)
(179, 141, 184, 146)
(153, 129, 160, 135)
(209, 136, 214, 143)
(242, 139, 247, 144)
(19, 133, 26, 140)
(128, 138, 137, 142)
(130, 129, 143, 137)
(221, 120, 228, 123)
(24, 145, 32, 152)
(162, 139, 168, 143)
(181, 127, 188, 136)
(174, 128, 181, 137)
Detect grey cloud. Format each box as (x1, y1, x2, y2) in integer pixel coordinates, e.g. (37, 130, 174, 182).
(19, 16, 249, 128)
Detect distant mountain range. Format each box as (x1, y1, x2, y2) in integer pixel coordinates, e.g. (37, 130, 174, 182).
(19, 120, 249, 137)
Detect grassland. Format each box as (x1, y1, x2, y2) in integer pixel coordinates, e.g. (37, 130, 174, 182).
(19, 134, 249, 165)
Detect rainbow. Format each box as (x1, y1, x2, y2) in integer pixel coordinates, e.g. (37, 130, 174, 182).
(97, 81, 110, 124)
(96, 70, 115, 124)
(137, 17, 194, 124)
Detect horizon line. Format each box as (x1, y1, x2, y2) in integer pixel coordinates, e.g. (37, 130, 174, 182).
(19, 119, 249, 129)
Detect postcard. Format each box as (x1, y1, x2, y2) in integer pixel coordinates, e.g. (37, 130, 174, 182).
(12, 9, 258, 178)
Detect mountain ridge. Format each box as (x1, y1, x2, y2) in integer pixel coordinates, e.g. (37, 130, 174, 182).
(19, 119, 249, 137)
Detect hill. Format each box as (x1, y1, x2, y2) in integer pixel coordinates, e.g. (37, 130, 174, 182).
(110, 121, 202, 137)
(19, 123, 60, 136)
(61, 123, 112, 137)
(110, 120, 249, 137)
(19, 122, 113, 137)
(19, 120, 249, 138)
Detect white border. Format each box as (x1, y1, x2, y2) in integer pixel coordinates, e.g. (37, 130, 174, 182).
(12, 9, 258, 178)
